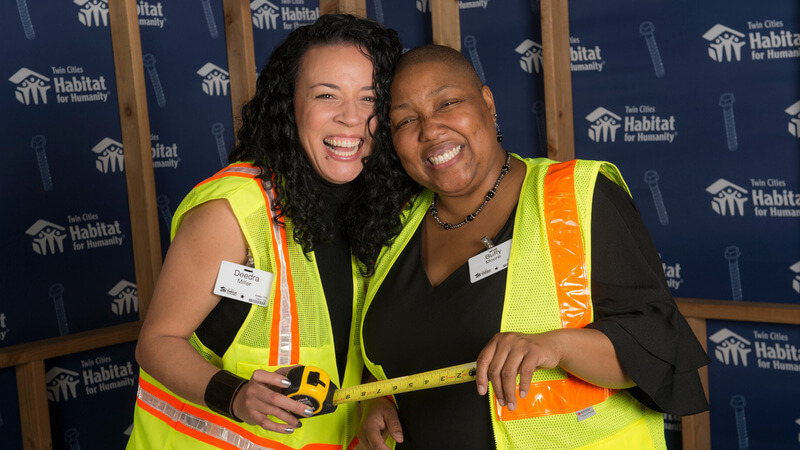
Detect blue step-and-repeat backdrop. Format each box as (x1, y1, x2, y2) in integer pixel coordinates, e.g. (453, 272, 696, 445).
(1, 0, 797, 448)
(567, 0, 800, 448)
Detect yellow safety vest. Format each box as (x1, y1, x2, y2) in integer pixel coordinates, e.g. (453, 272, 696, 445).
(128, 163, 365, 450)
(362, 156, 666, 449)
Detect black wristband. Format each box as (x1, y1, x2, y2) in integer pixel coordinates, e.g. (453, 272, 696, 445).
(204, 370, 248, 422)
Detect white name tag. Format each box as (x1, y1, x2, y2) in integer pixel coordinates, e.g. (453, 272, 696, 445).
(576, 406, 597, 422)
(213, 260, 273, 307)
(468, 239, 512, 283)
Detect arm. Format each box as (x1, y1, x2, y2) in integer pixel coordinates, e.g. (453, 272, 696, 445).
(135, 199, 311, 431)
(474, 328, 634, 411)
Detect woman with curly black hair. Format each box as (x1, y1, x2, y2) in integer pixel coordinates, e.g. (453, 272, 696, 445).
(128, 15, 418, 450)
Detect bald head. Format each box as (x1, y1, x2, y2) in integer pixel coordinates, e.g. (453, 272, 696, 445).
(394, 44, 484, 91)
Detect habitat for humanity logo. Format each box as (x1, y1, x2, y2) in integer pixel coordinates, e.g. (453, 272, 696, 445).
(416, 0, 490, 12)
(26, 214, 125, 255)
(93, 138, 124, 173)
(711, 327, 800, 373)
(706, 178, 800, 217)
(458, 0, 490, 9)
(515, 39, 543, 74)
(585, 105, 676, 143)
(9, 68, 50, 105)
(791, 261, 800, 294)
(150, 133, 181, 169)
(109, 280, 138, 315)
(661, 258, 683, 291)
(251, 0, 318, 31)
(48, 357, 136, 402)
(0, 312, 9, 342)
(74, 0, 109, 27)
(9, 66, 110, 105)
(702, 21, 800, 63)
(569, 36, 606, 72)
(46, 367, 81, 402)
(73, 0, 166, 28)
(786, 100, 800, 138)
(197, 63, 229, 96)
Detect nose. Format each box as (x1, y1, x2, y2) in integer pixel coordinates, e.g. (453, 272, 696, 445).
(418, 115, 445, 142)
(335, 98, 366, 127)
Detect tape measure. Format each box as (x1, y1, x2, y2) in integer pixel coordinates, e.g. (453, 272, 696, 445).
(281, 362, 477, 417)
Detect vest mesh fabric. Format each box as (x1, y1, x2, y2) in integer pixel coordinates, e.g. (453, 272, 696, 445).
(363, 156, 665, 450)
(129, 166, 363, 449)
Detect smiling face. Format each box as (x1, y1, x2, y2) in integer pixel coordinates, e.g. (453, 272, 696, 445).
(389, 59, 502, 198)
(294, 44, 377, 184)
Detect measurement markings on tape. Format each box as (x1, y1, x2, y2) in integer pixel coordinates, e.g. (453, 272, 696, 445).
(332, 362, 478, 405)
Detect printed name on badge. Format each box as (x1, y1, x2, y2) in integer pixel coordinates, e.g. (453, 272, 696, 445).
(468, 239, 512, 283)
(213, 260, 274, 306)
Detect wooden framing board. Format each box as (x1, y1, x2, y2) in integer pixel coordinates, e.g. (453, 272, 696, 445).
(540, 0, 575, 162)
(16, 360, 49, 450)
(223, 0, 258, 142)
(431, 0, 461, 50)
(110, 0, 162, 320)
(321, 0, 367, 17)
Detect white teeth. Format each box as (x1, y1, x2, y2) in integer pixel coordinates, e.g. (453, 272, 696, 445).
(324, 137, 362, 149)
(429, 145, 462, 165)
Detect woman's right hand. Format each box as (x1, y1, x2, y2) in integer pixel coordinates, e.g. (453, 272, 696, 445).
(357, 397, 403, 450)
(232, 369, 316, 433)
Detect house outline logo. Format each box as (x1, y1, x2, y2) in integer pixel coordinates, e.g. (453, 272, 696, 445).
(709, 328, 751, 367)
(706, 179, 749, 216)
(9, 68, 51, 105)
(74, 0, 110, 27)
(785, 100, 800, 138)
(251, 0, 280, 30)
(515, 39, 543, 74)
(93, 138, 124, 173)
(702, 24, 746, 62)
(26, 220, 67, 255)
(791, 261, 800, 294)
(109, 280, 138, 315)
(46, 367, 81, 402)
(196, 63, 230, 96)
(585, 107, 622, 143)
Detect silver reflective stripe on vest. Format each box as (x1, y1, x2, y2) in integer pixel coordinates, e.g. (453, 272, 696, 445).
(219, 165, 294, 365)
(138, 386, 277, 450)
(263, 185, 294, 365)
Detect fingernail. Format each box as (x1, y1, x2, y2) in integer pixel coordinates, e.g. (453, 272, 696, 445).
(281, 379, 292, 387)
(304, 408, 315, 417)
(284, 427, 294, 433)
(508, 402, 516, 411)
(296, 421, 303, 428)
(498, 399, 505, 407)
(477, 385, 486, 396)
(520, 391, 527, 399)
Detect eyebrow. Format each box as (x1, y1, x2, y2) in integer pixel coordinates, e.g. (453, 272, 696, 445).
(311, 83, 375, 91)
(391, 83, 457, 112)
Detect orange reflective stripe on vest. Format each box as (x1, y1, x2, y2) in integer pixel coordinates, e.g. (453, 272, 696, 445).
(544, 160, 592, 329)
(136, 376, 340, 450)
(496, 160, 616, 421)
(197, 164, 300, 365)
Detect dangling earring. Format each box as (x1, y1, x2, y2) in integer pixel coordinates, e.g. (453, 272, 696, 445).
(493, 113, 504, 143)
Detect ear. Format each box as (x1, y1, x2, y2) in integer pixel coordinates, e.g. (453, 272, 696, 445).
(481, 85, 496, 115)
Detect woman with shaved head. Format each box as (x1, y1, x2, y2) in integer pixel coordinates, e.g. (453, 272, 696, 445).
(357, 45, 709, 449)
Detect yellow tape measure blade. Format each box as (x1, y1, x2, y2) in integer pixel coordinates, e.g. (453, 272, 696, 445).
(332, 362, 477, 405)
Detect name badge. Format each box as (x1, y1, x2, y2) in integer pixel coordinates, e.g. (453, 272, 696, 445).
(468, 239, 512, 283)
(213, 260, 273, 306)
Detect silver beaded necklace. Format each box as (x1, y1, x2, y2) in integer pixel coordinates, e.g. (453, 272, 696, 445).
(429, 151, 511, 230)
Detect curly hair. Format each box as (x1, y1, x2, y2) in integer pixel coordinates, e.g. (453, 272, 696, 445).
(229, 14, 419, 276)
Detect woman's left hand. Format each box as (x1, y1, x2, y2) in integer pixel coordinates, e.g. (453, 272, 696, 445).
(474, 331, 563, 411)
